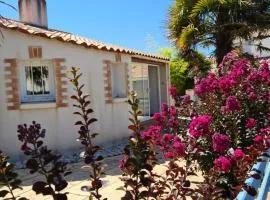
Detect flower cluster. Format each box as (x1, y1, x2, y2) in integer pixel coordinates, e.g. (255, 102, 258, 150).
(169, 86, 178, 99)
(212, 133, 230, 153)
(222, 96, 241, 112)
(141, 125, 162, 142)
(188, 115, 212, 138)
(153, 103, 180, 132)
(245, 118, 256, 129)
(214, 156, 231, 173)
(162, 135, 186, 159)
(231, 149, 245, 161)
(120, 51, 270, 199)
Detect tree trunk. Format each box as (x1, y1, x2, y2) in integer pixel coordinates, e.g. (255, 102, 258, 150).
(216, 32, 233, 64)
(216, 11, 233, 65)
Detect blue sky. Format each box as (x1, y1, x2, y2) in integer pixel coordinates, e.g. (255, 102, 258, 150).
(0, 0, 174, 54)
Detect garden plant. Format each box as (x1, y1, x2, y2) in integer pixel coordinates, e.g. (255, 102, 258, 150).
(17, 122, 71, 200)
(0, 151, 27, 200)
(119, 50, 270, 199)
(69, 67, 107, 200)
(0, 51, 269, 200)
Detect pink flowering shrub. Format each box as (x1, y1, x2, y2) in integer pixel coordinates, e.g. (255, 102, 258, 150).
(212, 133, 230, 153)
(120, 51, 270, 199)
(188, 115, 212, 138)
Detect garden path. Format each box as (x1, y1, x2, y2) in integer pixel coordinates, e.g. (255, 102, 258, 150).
(5, 155, 203, 200)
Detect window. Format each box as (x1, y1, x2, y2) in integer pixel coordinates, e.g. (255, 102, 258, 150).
(131, 64, 150, 116)
(20, 60, 55, 103)
(111, 63, 127, 98)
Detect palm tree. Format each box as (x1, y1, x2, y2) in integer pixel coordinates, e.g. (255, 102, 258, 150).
(168, 0, 270, 64)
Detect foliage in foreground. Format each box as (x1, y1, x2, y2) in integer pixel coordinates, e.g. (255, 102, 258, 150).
(0, 51, 269, 200)
(120, 51, 270, 199)
(0, 151, 27, 200)
(119, 91, 158, 199)
(17, 122, 71, 200)
(69, 67, 107, 200)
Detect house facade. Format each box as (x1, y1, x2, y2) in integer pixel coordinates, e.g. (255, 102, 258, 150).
(0, 0, 170, 158)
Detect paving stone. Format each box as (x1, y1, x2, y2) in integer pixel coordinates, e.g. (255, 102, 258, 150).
(7, 141, 203, 200)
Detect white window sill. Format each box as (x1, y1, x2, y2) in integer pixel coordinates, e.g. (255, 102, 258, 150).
(138, 116, 151, 122)
(20, 102, 57, 110)
(113, 98, 128, 103)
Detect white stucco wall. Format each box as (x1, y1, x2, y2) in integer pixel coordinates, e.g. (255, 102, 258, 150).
(243, 38, 270, 57)
(0, 29, 139, 159)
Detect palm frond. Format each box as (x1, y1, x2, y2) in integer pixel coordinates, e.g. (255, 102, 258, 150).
(255, 42, 270, 54)
(0, 1, 16, 11)
(190, 0, 225, 18)
(177, 24, 197, 49)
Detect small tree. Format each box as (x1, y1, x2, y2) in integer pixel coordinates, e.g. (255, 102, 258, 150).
(17, 122, 71, 200)
(119, 91, 158, 199)
(69, 67, 107, 200)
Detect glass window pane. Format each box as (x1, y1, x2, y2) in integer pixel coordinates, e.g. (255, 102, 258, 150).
(25, 66, 33, 95)
(112, 64, 126, 98)
(42, 66, 50, 94)
(32, 66, 43, 95)
(131, 65, 149, 116)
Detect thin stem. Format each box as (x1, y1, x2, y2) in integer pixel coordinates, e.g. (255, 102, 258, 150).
(71, 70, 102, 200)
(33, 141, 56, 197)
(7, 183, 16, 200)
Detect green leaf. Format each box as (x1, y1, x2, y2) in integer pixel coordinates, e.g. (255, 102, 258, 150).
(32, 181, 47, 194)
(0, 190, 9, 197)
(26, 159, 39, 170)
(87, 118, 98, 125)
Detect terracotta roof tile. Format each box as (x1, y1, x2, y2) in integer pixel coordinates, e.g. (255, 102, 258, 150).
(0, 17, 169, 61)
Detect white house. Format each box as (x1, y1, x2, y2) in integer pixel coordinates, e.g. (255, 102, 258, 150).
(0, 0, 170, 158)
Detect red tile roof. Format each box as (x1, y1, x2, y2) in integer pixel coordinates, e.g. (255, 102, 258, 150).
(0, 17, 169, 62)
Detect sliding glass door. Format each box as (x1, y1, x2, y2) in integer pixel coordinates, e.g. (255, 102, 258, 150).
(131, 64, 150, 116)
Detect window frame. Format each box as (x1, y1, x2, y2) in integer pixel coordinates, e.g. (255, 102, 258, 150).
(19, 59, 56, 103)
(111, 62, 128, 99)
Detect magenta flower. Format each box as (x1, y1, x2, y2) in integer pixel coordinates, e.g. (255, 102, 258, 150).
(248, 92, 257, 100)
(188, 115, 212, 138)
(162, 133, 174, 143)
(231, 149, 245, 160)
(141, 131, 152, 140)
(141, 125, 161, 141)
(218, 76, 237, 93)
(214, 156, 231, 173)
(224, 96, 241, 112)
(153, 113, 163, 124)
(119, 155, 128, 171)
(173, 139, 185, 157)
(195, 73, 218, 96)
(253, 135, 264, 143)
(181, 94, 191, 104)
(166, 152, 174, 159)
(212, 133, 230, 153)
(169, 86, 178, 98)
(161, 103, 169, 112)
(245, 118, 256, 129)
(267, 114, 270, 121)
(169, 106, 177, 116)
(168, 118, 178, 128)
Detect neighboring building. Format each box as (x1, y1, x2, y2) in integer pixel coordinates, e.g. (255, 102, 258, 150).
(242, 39, 270, 58)
(0, 0, 170, 158)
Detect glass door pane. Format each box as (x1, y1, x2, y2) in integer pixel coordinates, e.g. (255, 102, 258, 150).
(132, 64, 150, 116)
